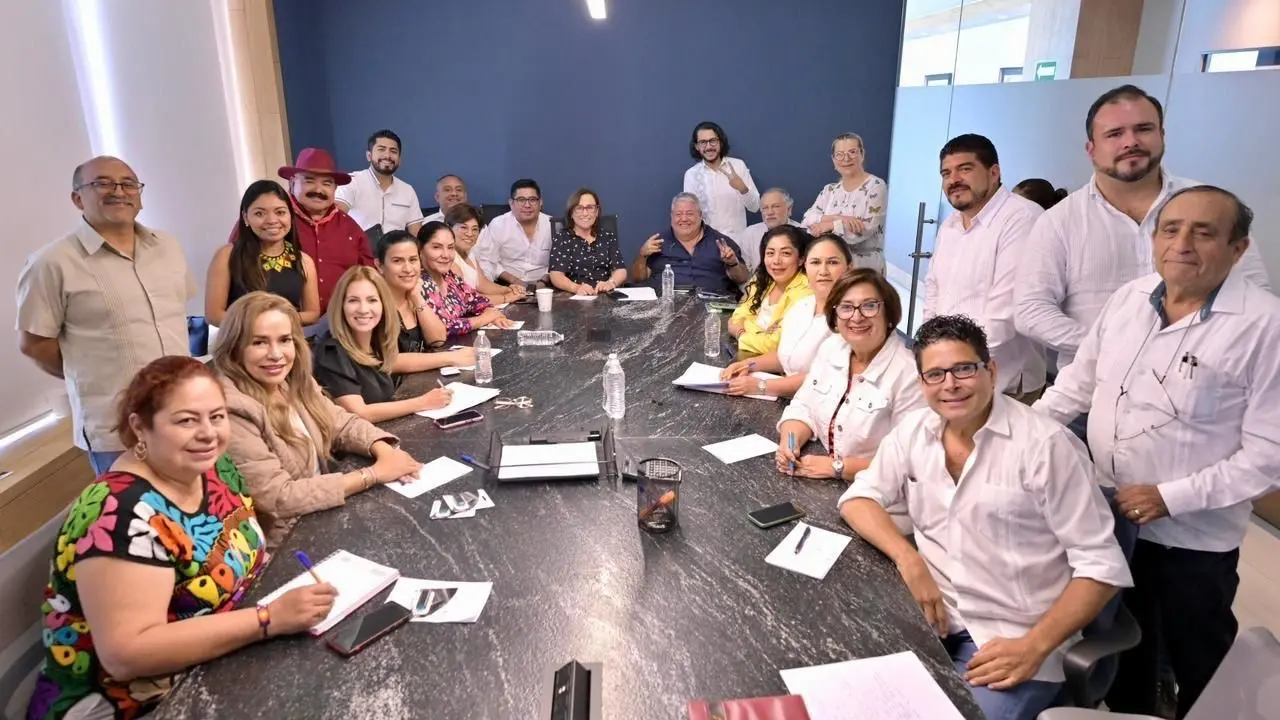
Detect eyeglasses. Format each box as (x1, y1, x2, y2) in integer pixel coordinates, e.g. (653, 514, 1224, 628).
(494, 396, 533, 409)
(834, 150, 862, 161)
(695, 139, 721, 147)
(920, 361, 987, 385)
(573, 204, 599, 213)
(834, 300, 882, 319)
(512, 197, 541, 206)
(77, 180, 145, 194)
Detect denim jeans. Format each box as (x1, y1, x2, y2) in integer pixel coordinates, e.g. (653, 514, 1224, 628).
(945, 631, 1063, 720)
(87, 450, 123, 476)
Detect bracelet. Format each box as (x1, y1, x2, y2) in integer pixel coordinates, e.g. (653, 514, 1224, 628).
(255, 603, 271, 638)
(358, 467, 374, 489)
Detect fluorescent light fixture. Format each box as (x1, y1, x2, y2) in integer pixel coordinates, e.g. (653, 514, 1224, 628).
(0, 412, 59, 456)
(64, 0, 121, 155)
(587, 0, 606, 20)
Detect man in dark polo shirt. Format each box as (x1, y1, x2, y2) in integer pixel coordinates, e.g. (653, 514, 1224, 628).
(630, 192, 749, 296)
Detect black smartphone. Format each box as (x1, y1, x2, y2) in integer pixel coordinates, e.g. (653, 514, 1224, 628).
(747, 502, 805, 529)
(325, 603, 411, 657)
(587, 328, 612, 342)
(434, 409, 483, 429)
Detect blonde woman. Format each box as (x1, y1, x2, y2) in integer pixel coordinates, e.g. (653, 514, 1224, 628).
(212, 292, 423, 546)
(314, 265, 453, 422)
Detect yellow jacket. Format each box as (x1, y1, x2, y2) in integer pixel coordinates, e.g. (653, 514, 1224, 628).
(730, 273, 812, 356)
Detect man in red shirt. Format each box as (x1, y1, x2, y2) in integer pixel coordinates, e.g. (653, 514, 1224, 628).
(229, 148, 373, 311)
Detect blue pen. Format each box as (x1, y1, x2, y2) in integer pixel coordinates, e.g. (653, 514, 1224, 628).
(294, 550, 324, 584)
(787, 432, 796, 474)
(723, 343, 735, 358)
(459, 453, 491, 471)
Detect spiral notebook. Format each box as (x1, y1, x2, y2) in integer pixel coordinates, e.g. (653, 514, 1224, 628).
(257, 550, 400, 635)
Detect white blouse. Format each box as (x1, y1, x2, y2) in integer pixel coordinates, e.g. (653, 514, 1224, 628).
(454, 253, 481, 289)
(683, 156, 760, 244)
(801, 175, 888, 273)
(776, 295, 832, 375)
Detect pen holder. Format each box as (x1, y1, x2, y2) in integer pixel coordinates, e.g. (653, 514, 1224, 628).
(636, 458, 682, 533)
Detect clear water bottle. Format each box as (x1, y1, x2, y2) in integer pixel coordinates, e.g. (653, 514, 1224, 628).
(661, 262, 675, 300)
(603, 353, 626, 419)
(704, 310, 720, 358)
(474, 331, 493, 384)
(517, 330, 564, 346)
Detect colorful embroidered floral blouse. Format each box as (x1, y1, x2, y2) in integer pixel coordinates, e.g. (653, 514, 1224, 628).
(421, 270, 492, 339)
(26, 456, 267, 720)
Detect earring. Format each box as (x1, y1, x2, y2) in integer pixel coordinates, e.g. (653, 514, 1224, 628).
(133, 441, 148, 461)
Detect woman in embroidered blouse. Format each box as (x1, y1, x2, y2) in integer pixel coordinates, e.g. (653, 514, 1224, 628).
(775, 269, 925, 492)
(374, 230, 476, 369)
(726, 225, 812, 357)
(721, 233, 852, 397)
(417, 221, 514, 343)
(548, 188, 627, 295)
(212, 292, 423, 546)
(443, 204, 522, 306)
(801, 133, 888, 274)
(205, 180, 321, 327)
(25, 356, 336, 720)
(313, 265, 453, 422)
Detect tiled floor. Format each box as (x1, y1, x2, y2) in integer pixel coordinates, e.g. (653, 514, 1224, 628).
(1235, 518, 1280, 637)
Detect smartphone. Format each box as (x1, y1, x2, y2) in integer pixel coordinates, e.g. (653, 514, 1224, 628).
(747, 502, 805, 529)
(434, 409, 483, 429)
(325, 603, 411, 657)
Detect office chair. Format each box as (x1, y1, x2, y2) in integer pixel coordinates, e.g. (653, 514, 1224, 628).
(550, 215, 619, 238)
(422, 205, 440, 217)
(480, 204, 509, 223)
(1058, 601, 1143, 707)
(1037, 626, 1280, 720)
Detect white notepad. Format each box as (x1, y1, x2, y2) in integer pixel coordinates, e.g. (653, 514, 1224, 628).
(480, 320, 524, 330)
(569, 294, 598, 301)
(498, 441, 599, 479)
(765, 522, 852, 580)
(780, 651, 963, 719)
(615, 287, 658, 301)
(416, 382, 501, 419)
(672, 362, 780, 401)
(258, 550, 400, 635)
(702, 434, 777, 464)
(384, 457, 473, 499)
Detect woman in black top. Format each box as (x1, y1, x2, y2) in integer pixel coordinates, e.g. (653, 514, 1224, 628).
(548, 188, 627, 296)
(313, 266, 453, 422)
(373, 230, 477, 371)
(205, 180, 322, 326)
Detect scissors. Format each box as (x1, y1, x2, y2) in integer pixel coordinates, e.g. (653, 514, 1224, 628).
(494, 396, 534, 409)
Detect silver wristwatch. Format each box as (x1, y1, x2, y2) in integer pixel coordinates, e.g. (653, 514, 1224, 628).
(756, 378, 768, 395)
(831, 456, 845, 478)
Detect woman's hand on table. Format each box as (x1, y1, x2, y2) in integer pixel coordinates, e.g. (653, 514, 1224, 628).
(419, 387, 453, 411)
(720, 360, 751, 380)
(574, 283, 597, 296)
(268, 584, 338, 636)
(725, 376, 758, 396)
(445, 347, 476, 367)
(370, 445, 422, 483)
(595, 280, 616, 293)
(774, 451, 836, 479)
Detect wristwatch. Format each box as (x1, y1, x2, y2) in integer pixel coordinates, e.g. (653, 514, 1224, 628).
(831, 456, 845, 478)
(756, 378, 768, 395)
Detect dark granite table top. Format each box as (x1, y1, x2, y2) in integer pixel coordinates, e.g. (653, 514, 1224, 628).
(157, 294, 984, 720)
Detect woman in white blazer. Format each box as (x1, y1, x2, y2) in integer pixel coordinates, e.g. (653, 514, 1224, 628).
(776, 268, 924, 483)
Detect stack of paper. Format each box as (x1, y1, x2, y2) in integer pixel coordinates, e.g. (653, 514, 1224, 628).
(672, 362, 781, 401)
(764, 523, 852, 580)
(258, 550, 400, 634)
(498, 442, 600, 479)
(416, 382, 500, 419)
(780, 651, 963, 719)
(388, 578, 494, 624)
(569, 294, 598, 301)
(615, 287, 658, 301)
(702, 434, 778, 464)
(480, 320, 524, 330)
(384, 457, 473, 499)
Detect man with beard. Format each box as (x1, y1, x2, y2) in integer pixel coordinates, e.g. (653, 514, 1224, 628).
(336, 129, 425, 234)
(740, 188, 803, 274)
(423, 175, 468, 224)
(683, 121, 759, 247)
(1016, 85, 1269, 375)
(925, 134, 1046, 403)
(474, 179, 553, 291)
(17, 156, 196, 474)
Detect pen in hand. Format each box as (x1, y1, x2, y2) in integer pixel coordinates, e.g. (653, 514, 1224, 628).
(794, 525, 812, 554)
(787, 432, 796, 474)
(294, 550, 324, 584)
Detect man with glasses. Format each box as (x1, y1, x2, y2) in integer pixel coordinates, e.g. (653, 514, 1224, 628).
(926, 134, 1046, 404)
(1034, 186, 1280, 718)
(683, 121, 759, 247)
(740, 188, 803, 274)
(17, 156, 196, 474)
(474, 179, 552, 291)
(630, 193, 749, 297)
(841, 314, 1130, 720)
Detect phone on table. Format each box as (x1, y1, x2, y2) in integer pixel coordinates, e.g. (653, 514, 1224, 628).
(434, 409, 483, 429)
(747, 502, 805, 529)
(325, 603, 411, 657)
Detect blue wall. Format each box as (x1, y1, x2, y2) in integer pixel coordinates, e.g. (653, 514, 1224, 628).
(273, 0, 905, 257)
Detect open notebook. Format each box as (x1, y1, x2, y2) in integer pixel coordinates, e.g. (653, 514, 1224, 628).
(258, 550, 400, 635)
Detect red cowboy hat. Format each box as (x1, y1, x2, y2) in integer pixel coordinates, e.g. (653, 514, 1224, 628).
(278, 148, 351, 185)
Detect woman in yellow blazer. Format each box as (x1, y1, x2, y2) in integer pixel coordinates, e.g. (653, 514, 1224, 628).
(728, 225, 812, 356)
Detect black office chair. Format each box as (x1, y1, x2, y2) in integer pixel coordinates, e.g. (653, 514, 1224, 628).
(481, 204, 509, 223)
(550, 215, 619, 237)
(421, 205, 440, 217)
(1057, 600, 1143, 707)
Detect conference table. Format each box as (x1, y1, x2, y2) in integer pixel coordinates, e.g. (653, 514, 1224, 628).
(157, 294, 985, 720)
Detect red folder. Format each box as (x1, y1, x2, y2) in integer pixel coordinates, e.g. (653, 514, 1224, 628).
(687, 695, 811, 720)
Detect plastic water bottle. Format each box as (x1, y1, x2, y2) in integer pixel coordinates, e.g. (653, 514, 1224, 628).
(603, 353, 626, 419)
(517, 330, 564, 346)
(704, 310, 720, 358)
(474, 331, 493, 384)
(661, 263, 675, 300)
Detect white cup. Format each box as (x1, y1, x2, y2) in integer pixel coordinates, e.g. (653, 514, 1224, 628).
(536, 287, 553, 312)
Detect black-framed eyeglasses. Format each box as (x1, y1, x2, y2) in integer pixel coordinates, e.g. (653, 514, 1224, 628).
(77, 180, 145, 194)
(695, 139, 721, 147)
(835, 300, 882, 319)
(920, 361, 987, 385)
(512, 196, 541, 205)
(573, 204, 599, 213)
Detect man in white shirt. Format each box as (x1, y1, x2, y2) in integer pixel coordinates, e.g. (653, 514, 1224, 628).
(1016, 85, 1269, 377)
(335, 129, 424, 235)
(740, 188, 802, 273)
(683, 121, 760, 246)
(926, 134, 1046, 403)
(474, 178, 552, 290)
(1034, 186, 1280, 717)
(423, 174, 468, 224)
(841, 314, 1130, 720)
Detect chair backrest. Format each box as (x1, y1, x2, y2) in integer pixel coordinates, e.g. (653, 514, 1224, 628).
(1186, 627, 1280, 720)
(480, 204, 509, 223)
(0, 511, 65, 718)
(549, 215, 619, 239)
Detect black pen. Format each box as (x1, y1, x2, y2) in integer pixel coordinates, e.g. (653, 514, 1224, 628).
(794, 525, 812, 554)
